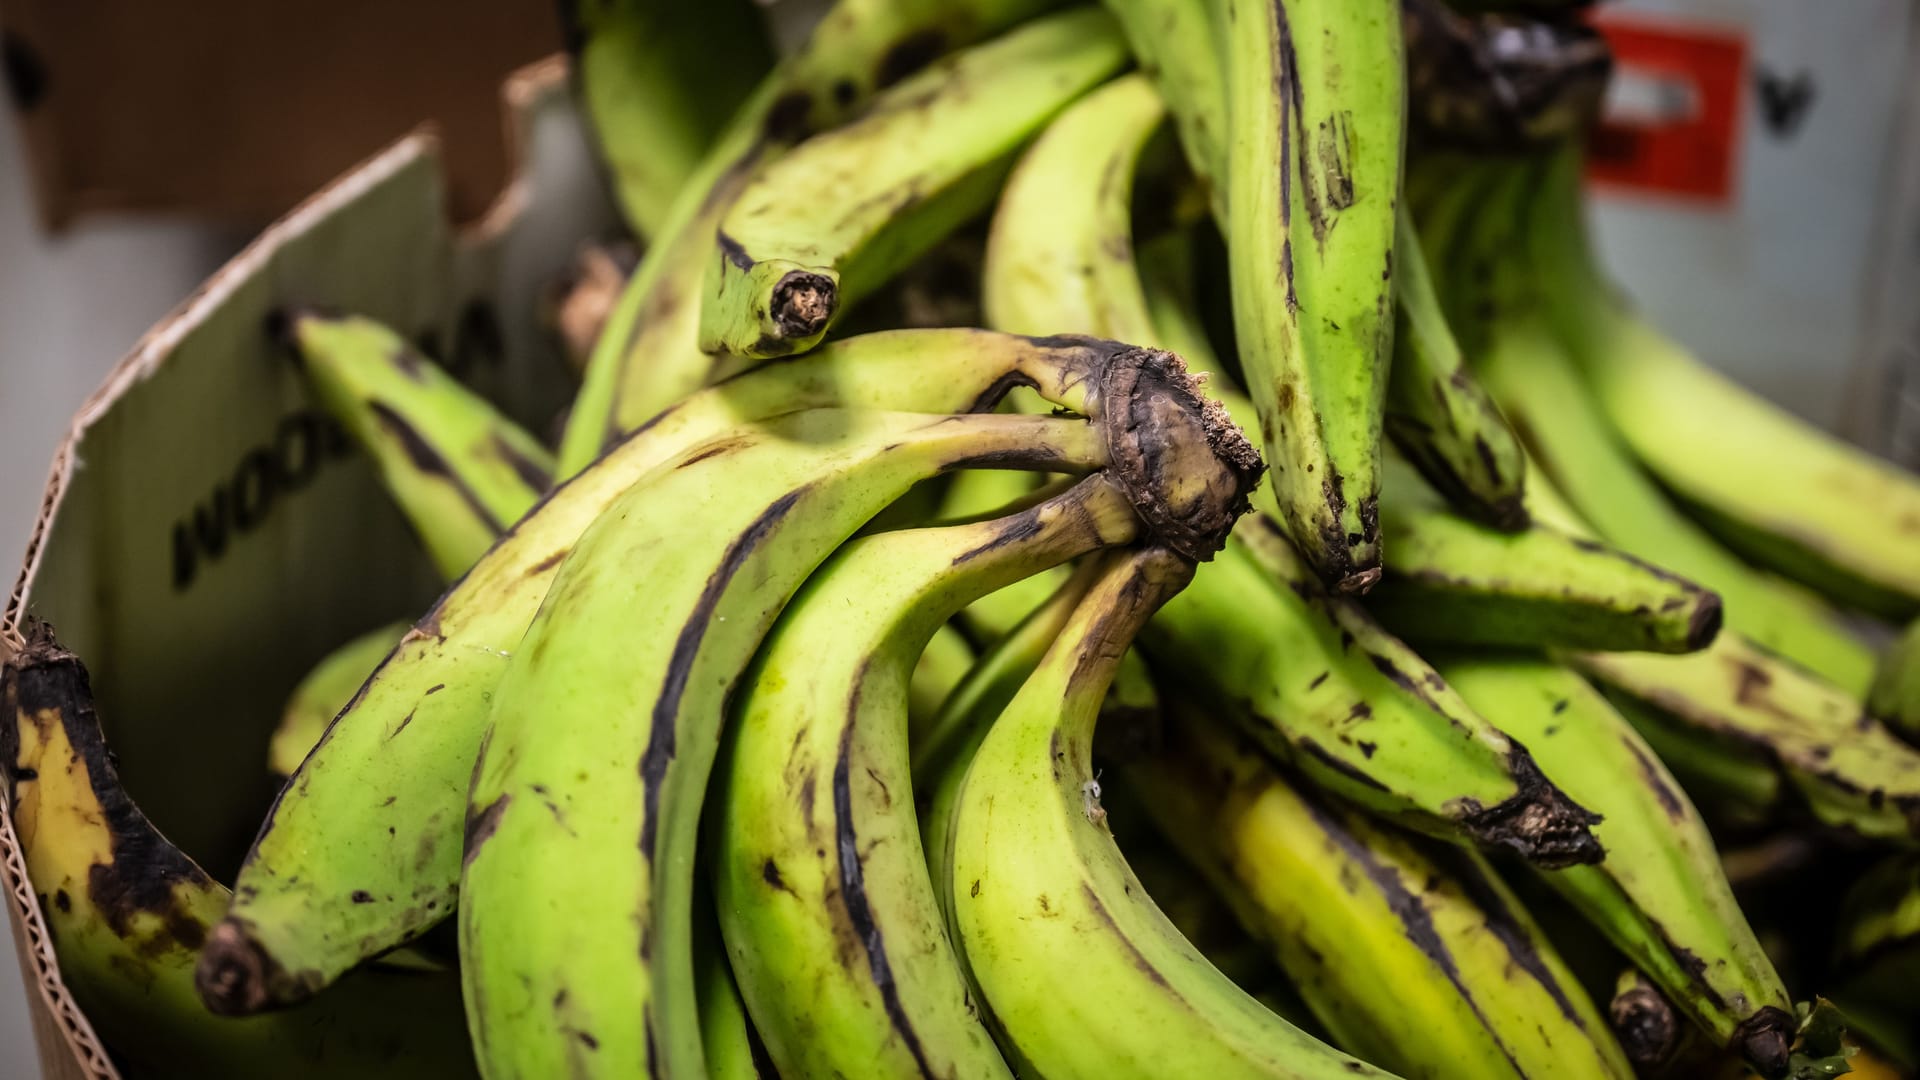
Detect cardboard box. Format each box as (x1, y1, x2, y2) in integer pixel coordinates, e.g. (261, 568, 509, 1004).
(0, 57, 613, 1077)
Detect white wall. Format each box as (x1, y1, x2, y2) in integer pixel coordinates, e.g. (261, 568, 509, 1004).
(0, 125, 246, 1079)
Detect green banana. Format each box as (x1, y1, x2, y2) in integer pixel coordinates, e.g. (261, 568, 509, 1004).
(699, 7, 1130, 359)
(1599, 689, 1786, 835)
(1529, 146, 1920, 620)
(1571, 636, 1920, 844)
(459, 345, 1251, 1077)
(2, 623, 476, 1078)
(287, 312, 551, 579)
(982, 71, 1165, 344)
(696, 901, 773, 1080)
(562, 0, 773, 240)
(1101, 0, 1226, 215)
(557, 0, 1070, 476)
(1125, 702, 1631, 1079)
(1137, 227, 1224, 375)
(1366, 458, 1723, 654)
(1434, 654, 1795, 1077)
(200, 329, 1173, 1014)
(460, 407, 1111, 1078)
(951, 548, 1392, 1078)
(1386, 206, 1528, 529)
(1871, 617, 1920, 744)
(1829, 854, 1920, 1067)
(1444, 160, 1879, 695)
(1148, 515, 1602, 866)
(1218, 0, 1405, 591)
(909, 621, 977, 744)
(269, 621, 407, 778)
(714, 476, 1143, 1079)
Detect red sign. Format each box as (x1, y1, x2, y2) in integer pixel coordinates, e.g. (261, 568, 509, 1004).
(1585, 12, 1748, 205)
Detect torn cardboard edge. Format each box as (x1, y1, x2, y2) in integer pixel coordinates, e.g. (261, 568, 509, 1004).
(0, 54, 583, 1079)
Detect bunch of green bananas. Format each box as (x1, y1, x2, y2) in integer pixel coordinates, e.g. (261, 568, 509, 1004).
(7, 1, 1920, 1078)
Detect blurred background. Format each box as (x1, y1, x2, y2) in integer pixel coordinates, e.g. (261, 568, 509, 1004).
(0, 0, 1915, 1075)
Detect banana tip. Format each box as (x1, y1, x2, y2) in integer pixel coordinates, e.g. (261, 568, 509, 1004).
(1733, 1007, 1795, 1079)
(1608, 982, 1679, 1068)
(1685, 593, 1724, 652)
(1463, 740, 1604, 868)
(194, 920, 282, 1016)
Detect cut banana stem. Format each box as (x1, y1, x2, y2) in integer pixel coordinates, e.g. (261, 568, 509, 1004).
(269, 622, 408, 778)
(1386, 205, 1529, 530)
(288, 312, 551, 579)
(459, 408, 1114, 1079)
(715, 477, 1143, 1079)
(1368, 458, 1723, 654)
(1434, 654, 1793, 1077)
(1150, 515, 1602, 867)
(1126, 703, 1631, 1080)
(1872, 617, 1920, 745)
(1571, 635, 1920, 845)
(1446, 159, 1880, 695)
(205, 330, 1173, 1015)
(954, 549, 1392, 1078)
(558, 0, 1070, 477)
(1218, 0, 1404, 591)
(2, 624, 477, 1079)
(563, 0, 773, 240)
(701, 8, 1131, 359)
(1530, 146, 1920, 621)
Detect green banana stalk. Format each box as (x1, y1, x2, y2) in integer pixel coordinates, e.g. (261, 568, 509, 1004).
(1366, 458, 1723, 654)
(1386, 206, 1529, 529)
(1126, 702, 1632, 1079)
(561, 0, 773, 240)
(459, 344, 1253, 1077)
(269, 621, 407, 778)
(1100, 0, 1226, 215)
(909, 621, 977, 744)
(460, 407, 1112, 1078)
(200, 329, 1173, 1014)
(1829, 854, 1920, 1067)
(699, 7, 1130, 359)
(556, 0, 1070, 477)
(1218, 0, 1405, 591)
(1529, 146, 1920, 620)
(1442, 160, 1879, 695)
(1148, 516, 1603, 866)
(1434, 654, 1795, 1077)
(287, 312, 551, 579)
(951, 549, 1392, 1077)
(1871, 617, 1920, 744)
(1, 623, 476, 1078)
(1572, 636, 1920, 845)
(714, 476, 1144, 1078)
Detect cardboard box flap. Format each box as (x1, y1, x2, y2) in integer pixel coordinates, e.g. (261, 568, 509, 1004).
(1, 58, 612, 1076)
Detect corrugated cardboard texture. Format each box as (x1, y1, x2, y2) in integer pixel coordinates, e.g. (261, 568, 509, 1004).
(0, 57, 611, 1075)
(0, 0, 560, 228)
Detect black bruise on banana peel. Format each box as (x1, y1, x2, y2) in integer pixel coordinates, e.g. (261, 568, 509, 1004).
(1294, 783, 1530, 1078)
(1609, 980, 1680, 1068)
(1098, 347, 1264, 562)
(4, 623, 212, 948)
(491, 433, 552, 492)
(1422, 841, 1586, 1028)
(1455, 741, 1603, 868)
